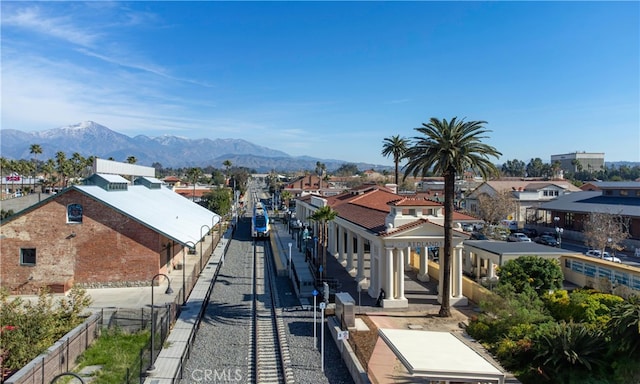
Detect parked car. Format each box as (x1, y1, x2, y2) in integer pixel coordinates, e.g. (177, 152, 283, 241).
(470, 232, 488, 240)
(534, 235, 559, 247)
(507, 233, 532, 242)
(584, 250, 622, 263)
(520, 228, 538, 238)
(487, 226, 509, 241)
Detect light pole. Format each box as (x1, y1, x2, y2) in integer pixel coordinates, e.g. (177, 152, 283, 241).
(200, 225, 211, 270)
(554, 216, 563, 247)
(148, 273, 173, 373)
(288, 242, 293, 279)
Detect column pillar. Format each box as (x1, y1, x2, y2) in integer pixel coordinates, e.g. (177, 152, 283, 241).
(396, 248, 405, 300)
(356, 234, 365, 282)
(454, 246, 463, 298)
(338, 225, 346, 265)
(418, 246, 429, 282)
(488, 259, 495, 279)
(384, 247, 394, 302)
(330, 222, 338, 258)
(346, 229, 355, 274)
(405, 246, 413, 269)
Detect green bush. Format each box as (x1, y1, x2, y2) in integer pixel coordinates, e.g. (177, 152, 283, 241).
(0, 287, 92, 374)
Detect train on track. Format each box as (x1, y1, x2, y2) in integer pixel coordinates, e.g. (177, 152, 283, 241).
(251, 201, 270, 239)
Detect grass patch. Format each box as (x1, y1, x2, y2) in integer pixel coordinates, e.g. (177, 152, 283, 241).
(74, 328, 150, 384)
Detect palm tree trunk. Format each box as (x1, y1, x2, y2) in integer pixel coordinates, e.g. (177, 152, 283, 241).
(394, 160, 399, 186)
(439, 170, 455, 317)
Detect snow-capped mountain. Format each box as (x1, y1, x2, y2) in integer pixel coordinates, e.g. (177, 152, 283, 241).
(0, 121, 374, 172)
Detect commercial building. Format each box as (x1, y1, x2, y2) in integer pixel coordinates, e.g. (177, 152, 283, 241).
(550, 152, 605, 175)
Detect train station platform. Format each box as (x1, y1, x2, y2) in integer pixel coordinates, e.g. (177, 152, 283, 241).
(269, 217, 518, 384)
(270, 217, 447, 313)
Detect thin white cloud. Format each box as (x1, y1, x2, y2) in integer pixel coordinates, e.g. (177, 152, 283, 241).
(1, 5, 100, 47)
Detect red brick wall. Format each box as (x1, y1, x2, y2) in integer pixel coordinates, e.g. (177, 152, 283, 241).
(0, 189, 177, 294)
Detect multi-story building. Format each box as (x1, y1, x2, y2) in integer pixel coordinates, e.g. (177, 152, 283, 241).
(550, 152, 605, 175)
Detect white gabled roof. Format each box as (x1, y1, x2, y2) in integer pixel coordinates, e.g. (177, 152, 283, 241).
(379, 329, 506, 383)
(73, 183, 220, 246)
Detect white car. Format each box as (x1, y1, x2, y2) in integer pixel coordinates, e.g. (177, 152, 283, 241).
(507, 233, 532, 242)
(584, 250, 622, 263)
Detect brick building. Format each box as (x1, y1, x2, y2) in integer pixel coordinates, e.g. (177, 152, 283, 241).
(0, 174, 219, 294)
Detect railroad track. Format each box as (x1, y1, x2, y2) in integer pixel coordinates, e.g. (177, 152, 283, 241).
(249, 240, 295, 384)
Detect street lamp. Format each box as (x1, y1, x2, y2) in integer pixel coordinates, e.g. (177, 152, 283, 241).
(148, 273, 173, 373)
(554, 216, 563, 247)
(50, 372, 86, 384)
(288, 242, 293, 279)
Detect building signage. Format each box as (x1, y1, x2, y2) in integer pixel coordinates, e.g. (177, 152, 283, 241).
(6, 175, 20, 182)
(395, 241, 443, 249)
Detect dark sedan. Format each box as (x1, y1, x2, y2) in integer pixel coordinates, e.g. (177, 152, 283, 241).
(535, 235, 559, 247)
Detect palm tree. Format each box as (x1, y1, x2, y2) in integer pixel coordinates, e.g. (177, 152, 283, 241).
(126, 156, 137, 164)
(309, 205, 338, 276)
(29, 144, 42, 183)
(223, 159, 232, 188)
(381, 135, 408, 186)
(403, 117, 501, 317)
(280, 190, 293, 209)
(608, 295, 640, 358)
(186, 167, 203, 202)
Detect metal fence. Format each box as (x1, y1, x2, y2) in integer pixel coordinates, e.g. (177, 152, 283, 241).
(3, 229, 223, 384)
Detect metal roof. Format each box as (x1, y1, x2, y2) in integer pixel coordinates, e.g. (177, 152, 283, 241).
(537, 191, 640, 218)
(73, 182, 220, 246)
(464, 240, 566, 257)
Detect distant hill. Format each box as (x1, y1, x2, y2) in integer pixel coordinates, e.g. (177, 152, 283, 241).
(0, 121, 387, 172)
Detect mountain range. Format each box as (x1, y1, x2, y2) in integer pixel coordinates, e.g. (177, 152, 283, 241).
(0, 121, 386, 172)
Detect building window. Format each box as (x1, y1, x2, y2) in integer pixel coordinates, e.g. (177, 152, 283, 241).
(67, 203, 83, 223)
(20, 248, 36, 266)
(620, 190, 628, 196)
(604, 190, 613, 196)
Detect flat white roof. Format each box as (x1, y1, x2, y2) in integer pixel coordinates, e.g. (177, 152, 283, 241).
(378, 329, 505, 384)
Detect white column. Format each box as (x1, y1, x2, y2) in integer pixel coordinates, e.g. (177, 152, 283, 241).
(330, 222, 338, 258)
(488, 259, 495, 279)
(385, 247, 394, 301)
(418, 246, 429, 282)
(396, 248, 405, 300)
(405, 246, 413, 269)
(346, 230, 355, 274)
(476, 254, 482, 282)
(338, 225, 346, 265)
(455, 246, 463, 298)
(356, 234, 365, 281)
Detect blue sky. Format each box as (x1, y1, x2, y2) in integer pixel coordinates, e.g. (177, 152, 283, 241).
(2, 1, 639, 166)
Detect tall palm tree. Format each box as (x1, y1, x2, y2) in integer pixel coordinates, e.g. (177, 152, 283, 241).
(280, 190, 293, 209)
(309, 205, 338, 276)
(186, 167, 203, 202)
(381, 135, 408, 186)
(315, 161, 326, 190)
(223, 159, 232, 188)
(29, 144, 42, 183)
(403, 117, 501, 317)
